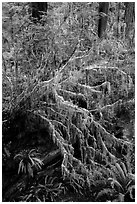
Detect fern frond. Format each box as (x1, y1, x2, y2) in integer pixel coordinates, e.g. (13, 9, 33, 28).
(108, 177, 124, 192)
(115, 163, 126, 182)
(120, 161, 128, 177)
(111, 165, 125, 184)
(18, 159, 23, 174)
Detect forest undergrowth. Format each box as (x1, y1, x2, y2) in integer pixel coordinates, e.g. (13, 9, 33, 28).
(2, 50, 135, 202)
(2, 2, 135, 202)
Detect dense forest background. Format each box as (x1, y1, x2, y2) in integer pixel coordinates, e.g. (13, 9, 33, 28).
(2, 2, 135, 202)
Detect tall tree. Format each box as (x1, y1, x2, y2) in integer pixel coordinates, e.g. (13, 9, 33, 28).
(31, 2, 48, 22)
(124, 2, 135, 39)
(98, 2, 109, 38)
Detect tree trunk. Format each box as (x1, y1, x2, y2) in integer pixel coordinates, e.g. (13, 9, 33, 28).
(124, 2, 135, 39)
(116, 3, 120, 38)
(98, 2, 109, 38)
(31, 2, 48, 22)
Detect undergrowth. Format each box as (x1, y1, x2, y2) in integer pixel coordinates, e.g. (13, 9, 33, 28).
(2, 2, 135, 202)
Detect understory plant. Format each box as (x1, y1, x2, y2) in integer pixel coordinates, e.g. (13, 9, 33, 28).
(94, 159, 135, 202)
(14, 149, 43, 177)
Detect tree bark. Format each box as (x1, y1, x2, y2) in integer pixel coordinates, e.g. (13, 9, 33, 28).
(124, 2, 135, 39)
(98, 2, 109, 38)
(31, 2, 48, 22)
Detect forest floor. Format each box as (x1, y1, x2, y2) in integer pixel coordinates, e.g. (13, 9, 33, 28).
(2, 48, 135, 202)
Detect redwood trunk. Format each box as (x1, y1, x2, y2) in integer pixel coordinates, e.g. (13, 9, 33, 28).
(98, 2, 109, 38)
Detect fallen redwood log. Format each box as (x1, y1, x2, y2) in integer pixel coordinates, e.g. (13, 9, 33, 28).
(41, 149, 63, 168)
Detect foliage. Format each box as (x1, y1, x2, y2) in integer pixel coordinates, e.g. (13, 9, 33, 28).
(18, 175, 65, 202)
(95, 158, 135, 202)
(14, 149, 43, 177)
(2, 2, 135, 202)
